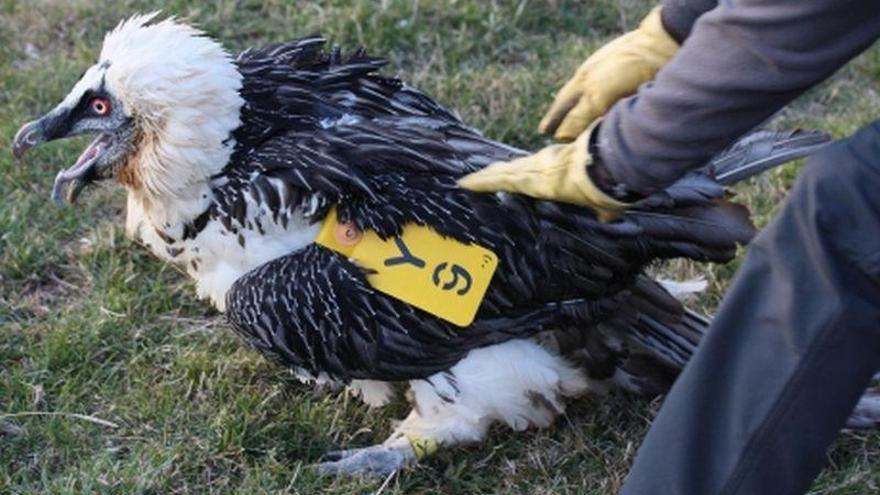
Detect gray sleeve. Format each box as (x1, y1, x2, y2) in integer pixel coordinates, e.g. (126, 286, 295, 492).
(596, 0, 880, 195)
(661, 0, 719, 42)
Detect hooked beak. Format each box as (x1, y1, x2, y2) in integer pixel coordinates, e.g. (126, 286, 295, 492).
(13, 106, 130, 206)
(50, 132, 115, 206)
(12, 119, 46, 160)
(12, 112, 88, 205)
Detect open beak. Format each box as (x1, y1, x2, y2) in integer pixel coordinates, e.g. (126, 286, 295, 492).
(12, 120, 46, 160)
(13, 112, 121, 206)
(50, 133, 114, 205)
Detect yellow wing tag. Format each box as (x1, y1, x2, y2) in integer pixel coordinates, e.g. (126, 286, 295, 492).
(315, 207, 498, 327)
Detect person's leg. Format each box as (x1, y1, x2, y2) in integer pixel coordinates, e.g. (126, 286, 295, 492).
(620, 120, 880, 495)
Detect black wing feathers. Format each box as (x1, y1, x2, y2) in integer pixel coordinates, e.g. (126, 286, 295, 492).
(223, 37, 825, 381)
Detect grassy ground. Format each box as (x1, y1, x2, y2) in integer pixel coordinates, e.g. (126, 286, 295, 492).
(1, 1, 879, 493)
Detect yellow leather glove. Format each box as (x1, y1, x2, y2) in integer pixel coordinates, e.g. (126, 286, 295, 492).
(539, 6, 679, 141)
(458, 124, 628, 222)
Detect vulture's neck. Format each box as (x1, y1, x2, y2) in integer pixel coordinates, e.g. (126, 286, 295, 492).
(121, 109, 240, 240)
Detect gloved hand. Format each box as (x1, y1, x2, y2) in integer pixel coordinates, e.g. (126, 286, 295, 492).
(458, 124, 628, 222)
(539, 6, 679, 141)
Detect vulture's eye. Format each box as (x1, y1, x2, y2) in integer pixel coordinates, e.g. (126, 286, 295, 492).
(90, 97, 111, 116)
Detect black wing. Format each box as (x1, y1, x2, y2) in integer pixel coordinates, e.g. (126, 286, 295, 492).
(221, 119, 765, 381)
(221, 38, 826, 381)
(222, 120, 645, 380)
(227, 244, 619, 379)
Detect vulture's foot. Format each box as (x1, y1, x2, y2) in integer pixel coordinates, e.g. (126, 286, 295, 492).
(312, 441, 416, 476)
(846, 387, 880, 429)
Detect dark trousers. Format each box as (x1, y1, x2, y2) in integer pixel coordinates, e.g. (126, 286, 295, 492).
(620, 120, 880, 495)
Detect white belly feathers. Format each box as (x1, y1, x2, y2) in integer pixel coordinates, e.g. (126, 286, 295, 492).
(126, 191, 320, 311)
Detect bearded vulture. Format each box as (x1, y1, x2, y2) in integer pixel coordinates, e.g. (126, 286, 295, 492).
(13, 14, 878, 475)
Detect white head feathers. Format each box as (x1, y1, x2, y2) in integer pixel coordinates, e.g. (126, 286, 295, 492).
(99, 13, 243, 203)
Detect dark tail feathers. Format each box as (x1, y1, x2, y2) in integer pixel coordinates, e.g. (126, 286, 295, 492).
(609, 280, 880, 430)
(708, 129, 830, 186)
(624, 129, 830, 263)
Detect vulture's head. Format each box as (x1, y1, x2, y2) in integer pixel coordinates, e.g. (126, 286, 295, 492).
(12, 13, 243, 206)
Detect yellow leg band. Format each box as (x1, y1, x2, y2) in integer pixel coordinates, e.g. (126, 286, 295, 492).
(406, 435, 439, 460)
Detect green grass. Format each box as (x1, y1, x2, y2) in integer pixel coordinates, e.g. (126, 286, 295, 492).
(1, 1, 879, 493)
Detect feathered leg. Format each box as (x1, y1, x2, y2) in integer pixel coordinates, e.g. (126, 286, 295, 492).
(314, 339, 587, 475)
(346, 379, 395, 408)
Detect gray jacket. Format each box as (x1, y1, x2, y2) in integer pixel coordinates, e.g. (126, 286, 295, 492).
(597, 0, 880, 194)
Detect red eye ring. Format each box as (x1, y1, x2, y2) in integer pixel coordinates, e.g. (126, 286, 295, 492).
(90, 97, 110, 116)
